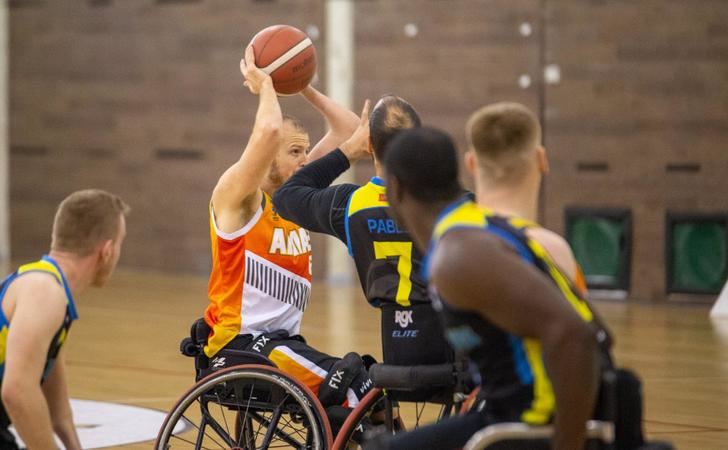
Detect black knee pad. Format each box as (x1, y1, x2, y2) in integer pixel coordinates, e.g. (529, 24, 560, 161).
(191, 318, 211, 345)
(318, 352, 364, 407)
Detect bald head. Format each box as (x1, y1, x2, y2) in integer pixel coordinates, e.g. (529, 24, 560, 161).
(466, 102, 542, 182)
(369, 95, 421, 161)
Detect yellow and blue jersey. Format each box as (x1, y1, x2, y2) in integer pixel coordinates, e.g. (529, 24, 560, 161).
(345, 177, 430, 308)
(425, 196, 605, 425)
(0, 255, 78, 381)
(272, 152, 453, 366)
(345, 178, 454, 365)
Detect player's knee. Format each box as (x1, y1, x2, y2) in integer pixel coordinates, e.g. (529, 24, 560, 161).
(318, 352, 371, 407)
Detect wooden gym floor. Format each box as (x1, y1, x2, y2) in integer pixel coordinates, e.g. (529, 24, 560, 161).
(65, 269, 728, 449)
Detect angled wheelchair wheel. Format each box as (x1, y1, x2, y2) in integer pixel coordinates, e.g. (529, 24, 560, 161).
(332, 387, 456, 449)
(332, 388, 385, 449)
(156, 364, 332, 450)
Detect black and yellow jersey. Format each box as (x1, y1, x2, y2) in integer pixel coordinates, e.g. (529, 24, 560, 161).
(344, 177, 429, 307)
(273, 150, 431, 308)
(0, 255, 78, 381)
(424, 196, 610, 425)
(273, 150, 453, 365)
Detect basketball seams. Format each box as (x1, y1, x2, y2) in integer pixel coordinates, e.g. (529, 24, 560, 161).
(249, 24, 317, 95)
(259, 37, 313, 76)
(255, 25, 287, 66)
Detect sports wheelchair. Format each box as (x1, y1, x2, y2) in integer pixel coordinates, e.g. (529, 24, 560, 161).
(333, 360, 474, 448)
(155, 320, 473, 450)
(155, 320, 332, 449)
(462, 369, 673, 450)
(156, 318, 674, 450)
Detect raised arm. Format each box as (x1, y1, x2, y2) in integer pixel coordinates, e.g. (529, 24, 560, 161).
(301, 86, 359, 161)
(273, 150, 356, 240)
(2, 274, 68, 449)
(273, 100, 372, 240)
(431, 230, 600, 450)
(211, 46, 283, 233)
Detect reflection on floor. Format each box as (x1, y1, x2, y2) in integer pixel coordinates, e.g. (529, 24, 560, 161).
(63, 270, 728, 449)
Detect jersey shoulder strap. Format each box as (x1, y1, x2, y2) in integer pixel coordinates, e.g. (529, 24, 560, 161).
(345, 177, 388, 254)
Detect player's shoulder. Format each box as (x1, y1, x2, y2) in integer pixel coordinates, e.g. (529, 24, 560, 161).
(5, 271, 68, 334)
(11, 271, 66, 302)
(526, 226, 571, 252)
(338, 182, 361, 198)
(525, 226, 578, 278)
(433, 227, 503, 275)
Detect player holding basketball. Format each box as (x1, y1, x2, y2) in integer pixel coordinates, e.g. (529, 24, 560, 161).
(375, 127, 608, 450)
(201, 45, 370, 415)
(0, 189, 128, 450)
(272, 95, 453, 367)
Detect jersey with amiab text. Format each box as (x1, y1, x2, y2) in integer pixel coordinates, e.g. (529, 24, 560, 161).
(205, 193, 312, 357)
(345, 177, 429, 308)
(425, 196, 608, 425)
(0, 256, 78, 381)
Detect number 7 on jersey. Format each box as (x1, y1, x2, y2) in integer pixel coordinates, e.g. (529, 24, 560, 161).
(373, 241, 414, 307)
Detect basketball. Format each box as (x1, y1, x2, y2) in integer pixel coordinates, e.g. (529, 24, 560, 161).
(249, 24, 317, 96)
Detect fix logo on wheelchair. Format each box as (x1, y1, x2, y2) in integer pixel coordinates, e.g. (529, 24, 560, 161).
(252, 334, 271, 352)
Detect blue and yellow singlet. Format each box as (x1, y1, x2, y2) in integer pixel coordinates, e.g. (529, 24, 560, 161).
(424, 196, 607, 425)
(344, 177, 429, 308)
(0, 256, 78, 381)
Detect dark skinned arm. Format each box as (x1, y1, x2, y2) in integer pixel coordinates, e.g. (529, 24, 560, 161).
(430, 229, 600, 450)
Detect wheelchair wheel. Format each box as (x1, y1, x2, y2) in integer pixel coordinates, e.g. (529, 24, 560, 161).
(156, 364, 332, 450)
(332, 388, 385, 449)
(333, 388, 455, 449)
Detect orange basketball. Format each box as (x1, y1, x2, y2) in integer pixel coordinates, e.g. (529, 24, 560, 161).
(249, 25, 317, 96)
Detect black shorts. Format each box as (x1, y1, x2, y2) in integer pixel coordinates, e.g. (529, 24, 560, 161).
(205, 330, 372, 408)
(380, 302, 453, 366)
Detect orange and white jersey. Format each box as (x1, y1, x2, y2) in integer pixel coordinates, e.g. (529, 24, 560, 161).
(204, 193, 312, 357)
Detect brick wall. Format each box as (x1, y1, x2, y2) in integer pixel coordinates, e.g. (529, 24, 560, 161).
(9, 0, 328, 275)
(352, 0, 541, 184)
(9, 0, 728, 300)
(543, 0, 728, 301)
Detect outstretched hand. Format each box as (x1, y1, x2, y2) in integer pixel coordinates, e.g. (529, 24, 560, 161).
(339, 99, 372, 162)
(240, 46, 273, 95)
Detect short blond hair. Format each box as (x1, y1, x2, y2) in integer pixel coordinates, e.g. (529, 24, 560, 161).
(466, 102, 541, 180)
(51, 189, 130, 256)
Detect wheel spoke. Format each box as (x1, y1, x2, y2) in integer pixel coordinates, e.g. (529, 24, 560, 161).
(169, 432, 220, 450)
(260, 403, 285, 448)
(171, 410, 228, 449)
(214, 387, 232, 440)
(199, 400, 237, 447)
(250, 410, 306, 447)
(159, 369, 323, 450)
(415, 402, 425, 428)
